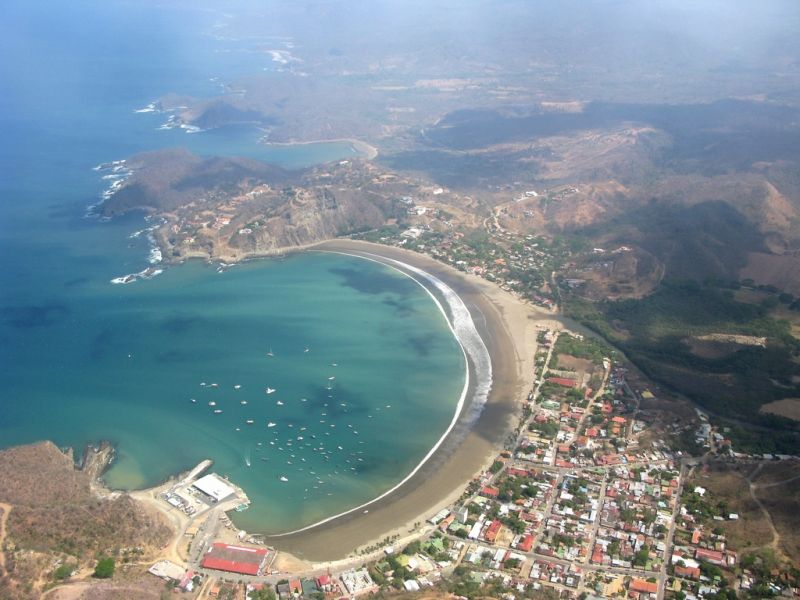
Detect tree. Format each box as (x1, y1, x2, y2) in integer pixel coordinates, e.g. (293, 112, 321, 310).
(53, 563, 75, 580)
(93, 557, 115, 579)
(249, 588, 277, 600)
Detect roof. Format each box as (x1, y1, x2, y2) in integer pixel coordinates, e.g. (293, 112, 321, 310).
(517, 534, 534, 552)
(630, 578, 658, 594)
(548, 377, 578, 388)
(696, 548, 724, 562)
(193, 474, 235, 502)
(200, 543, 268, 576)
(148, 560, 185, 581)
(485, 519, 502, 541)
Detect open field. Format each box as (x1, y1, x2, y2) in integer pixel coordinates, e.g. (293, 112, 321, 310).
(752, 463, 800, 562)
(760, 398, 800, 422)
(693, 461, 800, 565)
(692, 463, 774, 553)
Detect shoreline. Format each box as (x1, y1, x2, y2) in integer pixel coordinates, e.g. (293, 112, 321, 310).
(123, 238, 545, 562)
(259, 137, 379, 160)
(255, 239, 543, 562)
(263, 247, 492, 538)
(14, 237, 548, 564)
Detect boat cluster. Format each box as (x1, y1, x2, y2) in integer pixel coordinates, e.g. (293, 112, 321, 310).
(188, 347, 393, 496)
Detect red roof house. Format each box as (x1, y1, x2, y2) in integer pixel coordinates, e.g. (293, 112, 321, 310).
(630, 578, 658, 594)
(516, 534, 534, 552)
(547, 377, 578, 388)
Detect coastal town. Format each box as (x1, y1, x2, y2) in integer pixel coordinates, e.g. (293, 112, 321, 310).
(16, 168, 796, 600)
(122, 325, 799, 600)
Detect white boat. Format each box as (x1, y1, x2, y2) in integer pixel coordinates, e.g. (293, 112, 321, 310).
(214, 409, 223, 414)
(304, 347, 310, 353)
(276, 400, 284, 406)
(328, 376, 335, 381)
(279, 476, 288, 482)
(190, 398, 196, 403)
(267, 422, 277, 428)
(267, 348, 274, 357)
(246, 419, 254, 425)
(266, 387, 276, 394)
(234, 384, 242, 389)
(240, 400, 248, 405)
(208, 401, 217, 406)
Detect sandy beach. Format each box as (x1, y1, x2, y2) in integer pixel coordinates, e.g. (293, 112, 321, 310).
(260, 137, 379, 160)
(260, 239, 545, 562)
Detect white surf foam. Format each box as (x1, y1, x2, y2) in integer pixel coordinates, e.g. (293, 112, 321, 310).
(269, 249, 492, 537)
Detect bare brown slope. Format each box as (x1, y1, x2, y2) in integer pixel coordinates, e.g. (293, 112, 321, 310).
(0, 443, 172, 600)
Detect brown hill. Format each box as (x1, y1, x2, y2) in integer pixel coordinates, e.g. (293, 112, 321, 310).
(0, 442, 172, 600)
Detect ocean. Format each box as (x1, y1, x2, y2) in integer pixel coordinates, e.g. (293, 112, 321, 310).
(0, 1, 465, 533)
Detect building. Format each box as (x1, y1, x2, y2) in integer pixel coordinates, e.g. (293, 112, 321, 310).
(193, 474, 236, 503)
(148, 560, 185, 582)
(480, 486, 500, 499)
(695, 548, 725, 566)
(630, 578, 659, 595)
(454, 506, 469, 524)
(547, 377, 578, 388)
(200, 542, 269, 576)
(340, 568, 377, 595)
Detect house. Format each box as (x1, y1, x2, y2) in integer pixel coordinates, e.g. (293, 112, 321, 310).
(480, 486, 500, 499)
(691, 529, 702, 545)
(484, 520, 502, 543)
(630, 578, 659, 595)
(695, 548, 725, 566)
(675, 565, 701, 580)
(516, 534, 534, 552)
(548, 377, 578, 388)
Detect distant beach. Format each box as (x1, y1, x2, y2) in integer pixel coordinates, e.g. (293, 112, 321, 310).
(259, 138, 378, 160)
(266, 239, 544, 561)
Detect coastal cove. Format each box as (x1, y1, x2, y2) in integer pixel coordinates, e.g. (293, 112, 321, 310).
(1, 246, 474, 536)
(100, 238, 549, 563)
(1, 0, 548, 564)
(261, 240, 545, 560)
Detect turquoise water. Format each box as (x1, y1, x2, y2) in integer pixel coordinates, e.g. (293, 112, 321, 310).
(0, 2, 465, 533)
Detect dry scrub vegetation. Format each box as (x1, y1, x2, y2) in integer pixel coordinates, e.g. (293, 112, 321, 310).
(0, 442, 172, 600)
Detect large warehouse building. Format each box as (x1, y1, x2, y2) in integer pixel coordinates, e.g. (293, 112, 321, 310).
(192, 473, 235, 503)
(200, 543, 270, 576)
